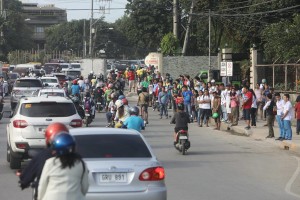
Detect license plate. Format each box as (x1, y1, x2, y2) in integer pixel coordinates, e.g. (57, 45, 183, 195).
(85, 113, 90, 116)
(99, 173, 127, 183)
(38, 127, 46, 133)
(179, 136, 188, 140)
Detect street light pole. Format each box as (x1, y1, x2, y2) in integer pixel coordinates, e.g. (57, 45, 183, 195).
(89, 0, 94, 57)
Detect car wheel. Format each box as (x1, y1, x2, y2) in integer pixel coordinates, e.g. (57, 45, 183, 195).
(6, 142, 10, 163)
(9, 149, 21, 169)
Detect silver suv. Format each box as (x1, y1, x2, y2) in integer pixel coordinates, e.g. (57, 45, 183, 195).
(10, 77, 43, 110)
(5, 96, 83, 169)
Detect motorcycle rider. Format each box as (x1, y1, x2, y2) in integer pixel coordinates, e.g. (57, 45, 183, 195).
(93, 83, 104, 112)
(122, 106, 145, 132)
(170, 103, 190, 145)
(83, 92, 95, 119)
(114, 99, 130, 128)
(18, 123, 69, 200)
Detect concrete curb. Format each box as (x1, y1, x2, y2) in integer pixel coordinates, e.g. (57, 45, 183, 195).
(217, 122, 300, 155)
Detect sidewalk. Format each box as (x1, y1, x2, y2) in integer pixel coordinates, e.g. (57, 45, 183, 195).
(216, 118, 300, 154)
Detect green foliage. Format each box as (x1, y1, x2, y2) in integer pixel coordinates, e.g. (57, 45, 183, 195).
(262, 14, 300, 62)
(160, 33, 180, 56)
(0, 0, 34, 61)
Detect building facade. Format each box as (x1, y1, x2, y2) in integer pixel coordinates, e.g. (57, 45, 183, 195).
(22, 3, 67, 50)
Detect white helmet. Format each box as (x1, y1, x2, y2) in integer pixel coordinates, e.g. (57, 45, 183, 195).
(90, 71, 94, 74)
(96, 83, 101, 88)
(115, 99, 124, 109)
(211, 79, 215, 83)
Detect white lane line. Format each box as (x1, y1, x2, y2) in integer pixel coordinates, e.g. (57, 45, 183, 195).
(285, 156, 300, 198)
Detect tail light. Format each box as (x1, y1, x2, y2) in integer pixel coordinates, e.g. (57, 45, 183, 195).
(13, 120, 28, 128)
(139, 167, 165, 181)
(70, 119, 82, 127)
(15, 142, 28, 149)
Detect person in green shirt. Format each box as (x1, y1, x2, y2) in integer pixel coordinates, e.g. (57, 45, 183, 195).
(141, 76, 150, 90)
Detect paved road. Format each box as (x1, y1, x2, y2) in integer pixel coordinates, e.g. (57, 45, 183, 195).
(1, 96, 300, 200)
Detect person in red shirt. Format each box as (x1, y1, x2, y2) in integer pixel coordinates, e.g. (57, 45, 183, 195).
(127, 68, 135, 92)
(294, 95, 300, 135)
(242, 85, 253, 130)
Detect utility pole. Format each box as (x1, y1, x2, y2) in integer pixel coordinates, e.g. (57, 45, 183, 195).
(83, 19, 86, 58)
(173, 0, 178, 40)
(208, 9, 211, 81)
(182, 0, 194, 56)
(89, 0, 94, 57)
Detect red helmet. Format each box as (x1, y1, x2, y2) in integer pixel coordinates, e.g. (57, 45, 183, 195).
(72, 79, 77, 84)
(122, 98, 128, 105)
(45, 122, 69, 145)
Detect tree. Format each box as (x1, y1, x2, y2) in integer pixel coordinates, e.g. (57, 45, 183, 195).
(262, 14, 300, 62)
(160, 33, 180, 56)
(0, 0, 34, 61)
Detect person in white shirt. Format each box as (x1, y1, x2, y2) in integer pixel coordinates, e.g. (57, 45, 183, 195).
(254, 83, 263, 119)
(197, 90, 204, 126)
(199, 89, 211, 127)
(220, 83, 228, 122)
(274, 93, 285, 140)
(281, 94, 293, 140)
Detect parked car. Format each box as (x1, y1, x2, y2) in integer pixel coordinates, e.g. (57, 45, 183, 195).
(40, 76, 60, 88)
(70, 128, 167, 200)
(5, 96, 83, 169)
(38, 88, 67, 97)
(10, 77, 43, 110)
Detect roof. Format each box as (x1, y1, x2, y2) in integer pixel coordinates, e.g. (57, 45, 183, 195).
(20, 96, 71, 103)
(39, 88, 65, 92)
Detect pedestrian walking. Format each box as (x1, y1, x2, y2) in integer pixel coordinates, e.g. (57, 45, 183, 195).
(158, 87, 169, 119)
(263, 93, 275, 138)
(250, 89, 257, 127)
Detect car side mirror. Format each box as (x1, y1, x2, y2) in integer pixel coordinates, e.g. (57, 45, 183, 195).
(44, 83, 49, 87)
(2, 111, 12, 118)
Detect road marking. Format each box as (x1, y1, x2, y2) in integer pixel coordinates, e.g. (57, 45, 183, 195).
(285, 156, 300, 198)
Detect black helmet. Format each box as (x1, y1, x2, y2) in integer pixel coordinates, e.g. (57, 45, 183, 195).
(51, 133, 76, 156)
(129, 106, 139, 115)
(177, 103, 184, 111)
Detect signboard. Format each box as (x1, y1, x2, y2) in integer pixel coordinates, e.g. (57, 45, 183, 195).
(226, 62, 233, 76)
(220, 62, 227, 76)
(145, 54, 159, 66)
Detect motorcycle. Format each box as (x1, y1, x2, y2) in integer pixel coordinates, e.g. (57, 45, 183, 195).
(16, 170, 38, 200)
(83, 97, 94, 127)
(95, 97, 104, 113)
(174, 130, 191, 155)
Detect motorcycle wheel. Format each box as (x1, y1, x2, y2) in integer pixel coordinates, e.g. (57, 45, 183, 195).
(181, 140, 186, 155)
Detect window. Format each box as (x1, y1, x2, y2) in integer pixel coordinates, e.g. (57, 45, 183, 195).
(15, 80, 42, 87)
(74, 134, 152, 158)
(36, 27, 44, 33)
(20, 102, 76, 117)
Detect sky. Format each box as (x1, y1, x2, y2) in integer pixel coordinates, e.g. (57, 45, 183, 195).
(20, 0, 127, 23)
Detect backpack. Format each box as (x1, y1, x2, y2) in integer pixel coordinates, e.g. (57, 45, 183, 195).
(143, 93, 149, 102)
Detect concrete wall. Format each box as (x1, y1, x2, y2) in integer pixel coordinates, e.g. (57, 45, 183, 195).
(162, 56, 218, 79)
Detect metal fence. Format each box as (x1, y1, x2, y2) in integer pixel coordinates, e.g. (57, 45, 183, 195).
(256, 63, 300, 93)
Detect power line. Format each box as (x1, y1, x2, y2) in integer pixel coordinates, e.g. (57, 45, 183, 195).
(218, 0, 278, 12)
(191, 5, 300, 17)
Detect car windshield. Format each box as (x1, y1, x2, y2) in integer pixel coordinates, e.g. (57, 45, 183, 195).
(8, 74, 18, 79)
(71, 64, 80, 69)
(15, 80, 42, 87)
(40, 92, 64, 97)
(20, 102, 76, 117)
(74, 134, 152, 158)
(60, 64, 69, 69)
(67, 71, 81, 76)
(41, 79, 58, 83)
(54, 75, 67, 80)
